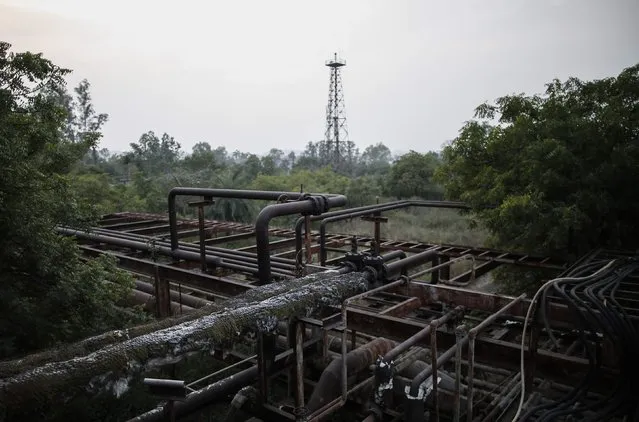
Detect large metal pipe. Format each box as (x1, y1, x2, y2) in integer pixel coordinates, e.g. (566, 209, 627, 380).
(385, 248, 441, 278)
(58, 227, 222, 267)
(305, 338, 395, 414)
(128, 365, 259, 422)
(62, 227, 293, 277)
(380, 250, 407, 263)
(168, 188, 343, 251)
(92, 227, 297, 267)
(91, 228, 296, 271)
(130, 289, 195, 314)
(133, 279, 211, 309)
(255, 195, 347, 284)
(317, 200, 470, 265)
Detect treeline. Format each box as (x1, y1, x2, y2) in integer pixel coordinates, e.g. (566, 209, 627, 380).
(70, 128, 445, 222)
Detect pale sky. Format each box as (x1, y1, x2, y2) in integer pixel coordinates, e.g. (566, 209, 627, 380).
(1, 0, 637, 155)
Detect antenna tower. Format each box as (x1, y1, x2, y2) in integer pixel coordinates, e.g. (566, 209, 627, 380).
(324, 53, 349, 165)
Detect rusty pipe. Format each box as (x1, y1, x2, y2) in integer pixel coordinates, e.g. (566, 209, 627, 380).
(406, 331, 470, 421)
(133, 279, 211, 309)
(305, 338, 395, 414)
(256, 195, 347, 284)
(385, 248, 441, 279)
(466, 294, 525, 422)
(168, 187, 344, 250)
(373, 307, 463, 406)
(383, 306, 464, 363)
(408, 254, 475, 283)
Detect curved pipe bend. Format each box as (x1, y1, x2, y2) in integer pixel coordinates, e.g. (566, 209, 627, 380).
(168, 187, 343, 251)
(255, 195, 347, 284)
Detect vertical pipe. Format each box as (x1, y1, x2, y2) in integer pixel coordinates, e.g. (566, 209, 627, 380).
(373, 213, 381, 256)
(295, 321, 305, 414)
(430, 321, 440, 422)
(466, 338, 476, 422)
(439, 256, 451, 281)
(154, 265, 171, 318)
(257, 333, 276, 403)
(431, 256, 440, 284)
(304, 215, 312, 265)
(322, 330, 329, 362)
(454, 325, 466, 422)
(341, 307, 348, 402)
(525, 323, 540, 396)
(197, 204, 207, 272)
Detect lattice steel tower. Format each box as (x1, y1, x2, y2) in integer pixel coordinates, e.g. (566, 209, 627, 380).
(324, 53, 349, 165)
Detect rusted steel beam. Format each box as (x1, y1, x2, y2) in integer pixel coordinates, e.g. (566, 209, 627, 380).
(274, 240, 344, 260)
(101, 213, 567, 271)
(125, 224, 174, 235)
(345, 307, 591, 381)
(392, 281, 574, 322)
(102, 219, 166, 230)
(379, 297, 422, 317)
(173, 226, 231, 240)
(443, 260, 501, 285)
(235, 237, 298, 253)
(78, 246, 254, 296)
(203, 231, 257, 245)
(98, 216, 135, 226)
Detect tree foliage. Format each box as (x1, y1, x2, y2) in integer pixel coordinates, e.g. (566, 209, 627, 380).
(437, 63, 639, 259)
(386, 151, 443, 199)
(0, 42, 143, 358)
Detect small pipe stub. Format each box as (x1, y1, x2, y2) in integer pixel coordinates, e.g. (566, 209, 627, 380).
(143, 378, 187, 401)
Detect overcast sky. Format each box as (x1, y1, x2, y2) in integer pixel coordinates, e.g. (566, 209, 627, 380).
(1, 0, 637, 155)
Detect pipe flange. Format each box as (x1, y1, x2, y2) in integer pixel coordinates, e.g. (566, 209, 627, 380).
(363, 265, 378, 283)
(342, 261, 358, 272)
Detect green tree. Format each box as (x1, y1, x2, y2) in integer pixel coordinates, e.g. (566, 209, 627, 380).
(251, 167, 350, 194)
(386, 151, 443, 199)
(0, 42, 143, 358)
(44, 79, 108, 164)
(437, 63, 639, 260)
(358, 142, 392, 176)
(346, 176, 382, 207)
(127, 131, 182, 174)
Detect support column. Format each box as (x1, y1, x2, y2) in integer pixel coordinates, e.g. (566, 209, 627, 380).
(257, 333, 277, 404)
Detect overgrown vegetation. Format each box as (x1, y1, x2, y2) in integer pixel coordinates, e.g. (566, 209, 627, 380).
(437, 63, 639, 292)
(0, 42, 147, 359)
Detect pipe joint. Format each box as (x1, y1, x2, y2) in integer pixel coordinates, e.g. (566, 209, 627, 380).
(300, 194, 330, 216)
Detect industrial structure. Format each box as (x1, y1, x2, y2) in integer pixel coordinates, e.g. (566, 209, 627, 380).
(324, 53, 349, 166)
(1, 188, 636, 421)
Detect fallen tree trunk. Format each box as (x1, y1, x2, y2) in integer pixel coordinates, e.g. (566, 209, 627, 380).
(0, 271, 368, 408)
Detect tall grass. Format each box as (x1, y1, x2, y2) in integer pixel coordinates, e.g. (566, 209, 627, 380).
(331, 207, 489, 246)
